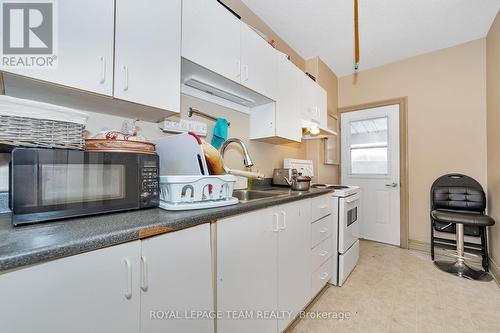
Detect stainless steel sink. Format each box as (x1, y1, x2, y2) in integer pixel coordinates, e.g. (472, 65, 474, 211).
(233, 189, 289, 202)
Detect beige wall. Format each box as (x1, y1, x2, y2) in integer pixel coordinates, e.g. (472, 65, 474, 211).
(222, 0, 305, 71)
(487, 12, 500, 274)
(339, 39, 488, 243)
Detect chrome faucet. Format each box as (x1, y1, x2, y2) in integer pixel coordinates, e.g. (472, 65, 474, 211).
(219, 138, 254, 168)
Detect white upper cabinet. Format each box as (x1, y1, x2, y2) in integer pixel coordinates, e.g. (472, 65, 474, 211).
(140, 224, 214, 333)
(300, 73, 328, 128)
(182, 0, 242, 83)
(241, 23, 278, 100)
(2, 0, 115, 96)
(316, 85, 328, 128)
(114, 0, 181, 111)
(0, 241, 141, 333)
(249, 54, 302, 143)
(275, 55, 302, 142)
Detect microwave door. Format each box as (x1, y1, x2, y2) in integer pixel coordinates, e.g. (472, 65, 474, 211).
(11, 149, 141, 224)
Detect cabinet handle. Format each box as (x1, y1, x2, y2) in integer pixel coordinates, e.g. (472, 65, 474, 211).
(318, 204, 328, 209)
(320, 272, 329, 280)
(243, 65, 249, 81)
(319, 250, 329, 257)
(99, 56, 106, 84)
(320, 228, 328, 234)
(273, 213, 279, 232)
(124, 258, 132, 299)
(140, 255, 148, 292)
(279, 211, 286, 230)
(236, 60, 241, 78)
(123, 65, 129, 91)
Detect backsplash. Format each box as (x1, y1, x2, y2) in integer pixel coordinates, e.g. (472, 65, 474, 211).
(0, 94, 307, 192)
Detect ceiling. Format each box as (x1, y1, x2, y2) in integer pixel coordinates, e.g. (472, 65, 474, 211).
(240, 0, 500, 76)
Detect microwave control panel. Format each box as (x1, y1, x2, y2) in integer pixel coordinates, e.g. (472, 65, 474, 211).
(140, 155, 160, 208)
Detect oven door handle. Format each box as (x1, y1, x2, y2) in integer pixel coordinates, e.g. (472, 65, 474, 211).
(344, 193, 361, 203)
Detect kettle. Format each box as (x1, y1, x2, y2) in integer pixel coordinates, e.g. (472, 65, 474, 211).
(283, 169, 312, 191)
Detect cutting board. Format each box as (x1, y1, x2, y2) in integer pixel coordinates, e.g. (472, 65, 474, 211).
(154, 132, 209, 176)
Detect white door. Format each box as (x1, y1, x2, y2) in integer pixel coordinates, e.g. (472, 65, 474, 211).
(217, 207, 278, 333)
(140, 224, 213, 333)
(2, 0, 115, 95)
(277, 200, 311, 332)
(241, 23, 277, 100)
(0, 241, 141, 333)
(341, 104, 400, 246)
(182, 0, 242, 83)
(114, 0, 181, 111)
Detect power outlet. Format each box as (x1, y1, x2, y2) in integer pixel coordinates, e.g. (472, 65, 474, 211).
(159, 118, 208, 136)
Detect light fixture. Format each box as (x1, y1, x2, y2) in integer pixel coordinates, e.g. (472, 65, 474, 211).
(309, 126, 320, 135)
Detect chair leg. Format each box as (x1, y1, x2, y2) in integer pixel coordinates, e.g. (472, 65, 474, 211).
(434, 224, 492, 281)
(430, 221, 435, 261)
(481, 226, 489, 272)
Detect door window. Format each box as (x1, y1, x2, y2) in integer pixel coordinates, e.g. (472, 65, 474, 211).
(349, 117, 388, 175)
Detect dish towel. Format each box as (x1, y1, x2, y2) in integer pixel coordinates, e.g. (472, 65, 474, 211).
(211, 118, 229, 149)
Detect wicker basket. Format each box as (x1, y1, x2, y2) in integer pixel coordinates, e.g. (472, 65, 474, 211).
(0, 115, 85, 150)
(0, 95, 88, 150)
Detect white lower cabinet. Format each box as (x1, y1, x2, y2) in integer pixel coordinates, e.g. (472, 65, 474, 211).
(217, 207, 279, 333)
(0, 225, 214, 333)
(140, 224, 213, 333)
(0, 241, 141, 333)
(0, 197, 332, 333)
(310, 194, 334, 298)
(217, 199, 314, 333)
(277, 200, 312, 332)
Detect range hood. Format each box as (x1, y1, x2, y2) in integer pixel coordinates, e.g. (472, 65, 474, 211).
(181, 58, 274, 113)
(301, 119, 338, 140)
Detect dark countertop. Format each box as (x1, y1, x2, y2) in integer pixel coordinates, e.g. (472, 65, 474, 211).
(0, 187, 333, 272)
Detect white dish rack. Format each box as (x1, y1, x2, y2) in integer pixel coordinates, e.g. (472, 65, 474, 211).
(159, 175, 238, 210)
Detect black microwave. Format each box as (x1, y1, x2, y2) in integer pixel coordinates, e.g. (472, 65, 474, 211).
(10, 148, 159, 226)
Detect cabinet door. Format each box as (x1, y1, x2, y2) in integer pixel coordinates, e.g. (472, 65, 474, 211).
(275, 55, 302, 142)
(316, 85, 328, 128)
(114, 0, 181, 111)
(300, 73, 318, 123)
(241, 23, 277, 100)
(140, 224, 213, 333)
(182, 0, 241, 83)
(0, 241, 141, 333)
(217, 208, 279, 333)
(2, 0, 114, 95)
(278, 199, 312, 332)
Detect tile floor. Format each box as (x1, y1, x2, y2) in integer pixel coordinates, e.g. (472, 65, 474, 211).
(289, 240, 500, 333)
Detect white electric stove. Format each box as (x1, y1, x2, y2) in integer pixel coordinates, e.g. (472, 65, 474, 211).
(284, 159, 361, 286)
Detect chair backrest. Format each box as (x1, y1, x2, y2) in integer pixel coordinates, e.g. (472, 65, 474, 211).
(431, 174, 486, 212)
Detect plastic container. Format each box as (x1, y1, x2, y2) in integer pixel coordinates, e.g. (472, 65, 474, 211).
(159, 175, 238, 210)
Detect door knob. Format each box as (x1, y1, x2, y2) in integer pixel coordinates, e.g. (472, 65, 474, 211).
(385, 182, 398, 188)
